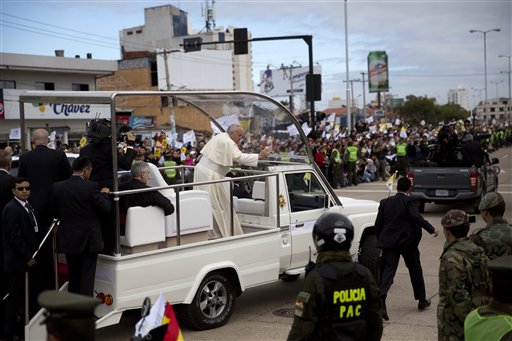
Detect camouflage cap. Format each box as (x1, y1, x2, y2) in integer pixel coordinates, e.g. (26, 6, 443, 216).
(488, 255, 512, 273)
(479, 192, 505, 211)
(441, 209, 469, 229)
(38, 291, 99, 319)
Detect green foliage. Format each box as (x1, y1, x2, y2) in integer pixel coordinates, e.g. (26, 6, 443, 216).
(395, 95, 469, 125)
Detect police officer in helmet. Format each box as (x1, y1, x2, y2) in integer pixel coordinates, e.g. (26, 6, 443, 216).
(287, 212, 383, 341)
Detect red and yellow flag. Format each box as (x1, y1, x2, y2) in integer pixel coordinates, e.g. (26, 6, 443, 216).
(162, 302, 184, 341)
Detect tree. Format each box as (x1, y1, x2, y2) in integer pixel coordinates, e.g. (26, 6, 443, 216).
(395, 95, 469, 125)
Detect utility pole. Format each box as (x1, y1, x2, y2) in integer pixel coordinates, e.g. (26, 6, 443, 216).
(159, 49, 182, 147)
(343, 78, 361, 125)
(360, 72, 367, 118)
(280, 63, 302, 114)
(499, 54, 512, 122)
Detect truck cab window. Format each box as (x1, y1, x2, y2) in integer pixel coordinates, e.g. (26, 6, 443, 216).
(285, 172, 328, 212)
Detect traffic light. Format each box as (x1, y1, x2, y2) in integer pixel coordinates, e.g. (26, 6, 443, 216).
(233, 28, 248, 55)
(306, 74, 322, 101)
(183, 37, 202, 52)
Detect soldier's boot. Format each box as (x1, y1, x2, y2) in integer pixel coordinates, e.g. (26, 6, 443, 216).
(380, 299, 389, 321)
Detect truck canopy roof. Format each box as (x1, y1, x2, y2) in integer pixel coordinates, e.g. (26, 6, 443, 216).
(18, 90, 312, 162)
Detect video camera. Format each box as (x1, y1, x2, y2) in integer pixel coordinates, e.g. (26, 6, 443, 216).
(86, 117, 134, 144)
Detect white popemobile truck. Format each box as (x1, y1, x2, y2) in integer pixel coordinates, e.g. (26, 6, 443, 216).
(19, 91, 381, 338)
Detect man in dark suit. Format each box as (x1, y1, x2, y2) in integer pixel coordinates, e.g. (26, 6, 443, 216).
(1, 177, 38, 339)
(0, 149, 14, 340)
(119, 161, 174, 219)
(375, 177, 439, 320)
(18, 129, 72, 299)
(80, 119, 137, 252)
(52, 156, 111, 296)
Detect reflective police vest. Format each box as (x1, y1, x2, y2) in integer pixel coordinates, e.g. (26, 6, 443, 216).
(464, 307, 512, 341)
(396, 143, 407, 157)
(312, 263, 370, 340)
(347, 146, 358, 162)
(163, 160, 177, 180)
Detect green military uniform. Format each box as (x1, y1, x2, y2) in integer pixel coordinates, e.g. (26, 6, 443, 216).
(437, 238, 491, 340)
(464, 255, 512, 341)
(469, 192, 512, 260)
(38, 290, 99, 341)
(287, 250, 382, 341)
(470, 217, 512, 260)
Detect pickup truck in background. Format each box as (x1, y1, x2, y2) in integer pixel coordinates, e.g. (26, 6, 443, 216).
(407, 142, 500, 213)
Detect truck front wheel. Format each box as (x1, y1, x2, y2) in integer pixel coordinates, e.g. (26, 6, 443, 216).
(180, 272, 236, 330)
(358, 234, 381, 284)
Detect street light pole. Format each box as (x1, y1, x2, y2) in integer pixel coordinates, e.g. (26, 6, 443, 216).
(499, 54, 512, 122)
(469, 28, 501, 102)
(344, 0, 351, 131)
(490, 80, 504, 98)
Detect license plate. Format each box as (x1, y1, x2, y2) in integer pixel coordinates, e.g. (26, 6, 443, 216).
(436, 189, 449, 197)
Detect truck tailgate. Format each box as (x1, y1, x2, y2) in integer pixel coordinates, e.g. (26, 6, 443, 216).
(412, 168, 471, 189)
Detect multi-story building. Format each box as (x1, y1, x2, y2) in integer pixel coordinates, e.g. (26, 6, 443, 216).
(119, 4, 253, 92)
(0, 52, 117, 147)
(473, 97, 511, 123)
(447, 84, 470, 111)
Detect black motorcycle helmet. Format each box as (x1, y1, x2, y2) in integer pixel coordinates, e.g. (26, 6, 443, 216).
(312, 212, 354, 252)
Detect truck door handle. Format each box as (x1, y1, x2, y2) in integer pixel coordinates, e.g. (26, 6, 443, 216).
(294, 223, 304, 228)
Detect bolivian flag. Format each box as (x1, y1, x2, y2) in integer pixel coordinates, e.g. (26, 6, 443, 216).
(162, 302, 184, 341)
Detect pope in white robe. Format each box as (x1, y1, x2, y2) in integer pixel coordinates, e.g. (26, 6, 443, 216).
(194, 124, 269, 238)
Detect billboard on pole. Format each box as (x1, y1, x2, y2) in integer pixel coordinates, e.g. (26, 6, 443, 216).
(368, 51, 389, 93)
(258, 65, 321, 97)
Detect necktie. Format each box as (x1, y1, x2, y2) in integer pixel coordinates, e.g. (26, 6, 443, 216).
(25, 203, 39, 232)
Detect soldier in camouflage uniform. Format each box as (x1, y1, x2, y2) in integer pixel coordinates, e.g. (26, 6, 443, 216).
(438, 210, 491, 341)
(469, 192, 512, 260)
(287, 212, 382, 341)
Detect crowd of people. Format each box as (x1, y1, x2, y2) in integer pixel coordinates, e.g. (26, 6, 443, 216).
(1, 115, 511, 340)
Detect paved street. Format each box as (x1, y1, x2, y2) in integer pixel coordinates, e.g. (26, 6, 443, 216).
(97, 146, 511, 341)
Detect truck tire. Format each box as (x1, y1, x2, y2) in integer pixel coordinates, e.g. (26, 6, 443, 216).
(280, 274, 300, 282)
(358, 234, 381, 284)
(180, 272, 236, 330)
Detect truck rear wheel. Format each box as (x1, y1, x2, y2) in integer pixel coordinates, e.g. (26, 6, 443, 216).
(180, 272, 236, 330)
(358, 234, 381, 284)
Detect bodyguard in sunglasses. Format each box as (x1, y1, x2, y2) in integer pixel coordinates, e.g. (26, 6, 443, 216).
(1, 177, 38, 340)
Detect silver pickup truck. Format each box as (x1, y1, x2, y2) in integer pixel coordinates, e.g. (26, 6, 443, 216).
(407, 143, 500, 213)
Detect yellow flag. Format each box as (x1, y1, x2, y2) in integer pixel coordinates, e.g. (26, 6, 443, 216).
(386, 172, 397, 192)
(79, 136, 87, 147)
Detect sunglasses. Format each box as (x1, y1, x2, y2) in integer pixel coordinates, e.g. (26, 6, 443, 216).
(16, 186, 31, 191)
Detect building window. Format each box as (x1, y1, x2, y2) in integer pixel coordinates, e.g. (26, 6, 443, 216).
(218, 32, 225, 42)
(35, 82, 55, 90)
(490, 107, 495, 112)
(150, 60, 158, 87)
(72, 83, 89, 91)
(127, 31, 133, 35)
(0, 80, 16, 89)
(136, 29, 142, 34)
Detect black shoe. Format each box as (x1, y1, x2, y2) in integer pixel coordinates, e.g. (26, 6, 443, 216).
(418, 299, 431, 311)
(380, 299, 389, 321)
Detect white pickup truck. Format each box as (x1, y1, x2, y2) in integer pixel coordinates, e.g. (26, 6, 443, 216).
(19, 91, 380, 338)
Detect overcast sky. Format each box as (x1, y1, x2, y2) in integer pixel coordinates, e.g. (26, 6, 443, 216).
(1, 0, 510, 110)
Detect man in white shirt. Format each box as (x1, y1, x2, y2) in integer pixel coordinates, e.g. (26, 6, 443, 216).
(194, 124, 269, 238)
